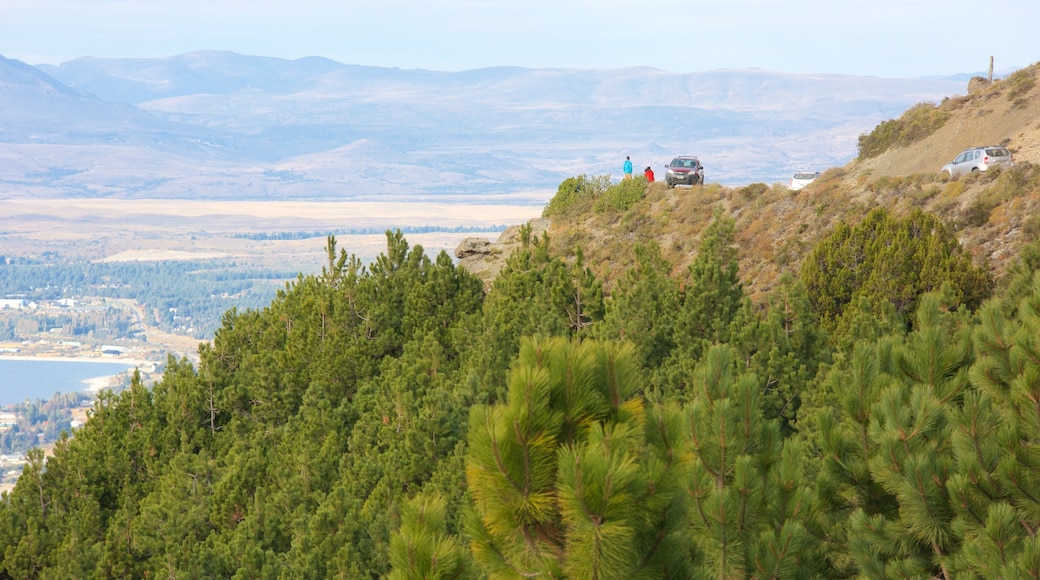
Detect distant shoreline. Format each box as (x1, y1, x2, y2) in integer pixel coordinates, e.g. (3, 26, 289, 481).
(0, 354, 153, 367)
(0, 356, 153, 407)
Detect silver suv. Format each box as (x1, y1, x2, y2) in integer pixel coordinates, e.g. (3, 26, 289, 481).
(941, 146, 1014, 177)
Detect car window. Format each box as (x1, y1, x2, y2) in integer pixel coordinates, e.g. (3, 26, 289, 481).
(793, 173, 817, 180)
(986, 148, 1009, 156)
(974, 151, 982, 160)
(954, 153, 967, 163)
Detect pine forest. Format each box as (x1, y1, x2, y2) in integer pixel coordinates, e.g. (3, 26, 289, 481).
(4, 194, 1040, 578)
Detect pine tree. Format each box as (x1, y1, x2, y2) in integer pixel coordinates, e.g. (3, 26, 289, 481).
(462, 337, 689, 577)
(595, 241, 681, 377)
(463, 226, 605, 404)
(800, 207, 991, 336)
(388, 493, 472, 579)
(947, 276, 1040, 576)
(739, 273, 830, 433)
(810, 293, 974, 577)
(675, 208, 746, 353)
(682, 345, 820, 578)
(661, 209, 753, 399)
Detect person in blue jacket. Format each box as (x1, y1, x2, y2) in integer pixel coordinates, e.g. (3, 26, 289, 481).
(623, 156, 633, 180)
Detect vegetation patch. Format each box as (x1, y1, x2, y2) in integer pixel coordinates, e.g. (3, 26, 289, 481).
(593, 177, 649, 213)
(800, 207, 992, 334)
(857, 102, 951, 160)
(1005, 67, 1037, 105)
(542, 173, 610, 218)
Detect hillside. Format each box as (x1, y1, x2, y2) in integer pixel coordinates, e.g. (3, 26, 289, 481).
(6, 63, 1040, 579)
(460, 62, 1040, 302)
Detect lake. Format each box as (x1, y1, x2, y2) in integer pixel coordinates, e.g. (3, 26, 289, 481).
(0, 359, 138, 407)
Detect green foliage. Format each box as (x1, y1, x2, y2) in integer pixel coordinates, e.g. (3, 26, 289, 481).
(683, 345, 822, 578)
(464, 227, 605, 403)
(542, 174, 611, 218)
(594, 241, 681, 373)
(740, 273, 830, 434)
(463, 337, 690, 578)
(996, 238, 1040, 317)
(799, 206, 992, 335)
(659, 208, 752, 393)
(11, 203, 1040, 579)
(388, 493, 472, 579)
(858, 102, 951, 160)
(0, 232, 486, 579)
(593, 177, 648, 213)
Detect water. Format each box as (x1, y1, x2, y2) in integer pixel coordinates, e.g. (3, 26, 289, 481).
(0, 359, 138, 407)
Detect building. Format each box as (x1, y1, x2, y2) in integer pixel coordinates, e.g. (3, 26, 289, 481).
(0, 299, 36, 310)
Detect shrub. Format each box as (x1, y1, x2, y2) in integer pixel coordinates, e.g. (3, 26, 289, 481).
(800, 207, 992, 334)
(961, 199, 994, 228)
(543, 174, 611, 218)
(736, 182, 768, 199)
(857, 103, 951, 160)
(1005, 68, 1037, 102)
(979, 163, 1040, 204)
(593, 177, 648, 213)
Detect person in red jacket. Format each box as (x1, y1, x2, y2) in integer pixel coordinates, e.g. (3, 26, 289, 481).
(644, 166, 655, 182)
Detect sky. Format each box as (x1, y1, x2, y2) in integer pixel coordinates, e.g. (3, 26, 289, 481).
(2, 0, 1037, 78)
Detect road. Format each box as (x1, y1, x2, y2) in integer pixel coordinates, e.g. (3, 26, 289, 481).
(110, 298, 206, 362)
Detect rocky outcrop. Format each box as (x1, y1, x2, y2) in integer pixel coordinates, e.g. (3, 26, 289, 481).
(455, 217, 550, 289)
(967, 76, 991, 95)
(454, 237, 491, 259)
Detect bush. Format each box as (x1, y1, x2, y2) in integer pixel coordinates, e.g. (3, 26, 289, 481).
(800, 207, 992, 334)
(543, 174, 611, 218)
(736, 182, 768, 199)
(857, 103, 950, 160)
(593, 177, 648, 213)
(1005, 68, 1037, 102)
(961, 199, 994, 228)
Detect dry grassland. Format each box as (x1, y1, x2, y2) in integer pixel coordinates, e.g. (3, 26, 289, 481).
(0, 199, 544, 271)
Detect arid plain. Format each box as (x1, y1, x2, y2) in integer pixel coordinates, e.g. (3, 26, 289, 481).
(0, 198, 544, 270)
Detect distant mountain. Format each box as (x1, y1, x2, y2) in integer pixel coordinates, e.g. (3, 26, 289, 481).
(0, 51, 971, 201)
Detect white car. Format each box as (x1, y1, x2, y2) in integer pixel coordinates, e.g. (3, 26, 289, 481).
(790, 171, 820, 191)
(941, 146, 1014, 178)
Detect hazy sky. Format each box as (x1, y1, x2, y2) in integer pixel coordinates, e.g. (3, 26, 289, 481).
(2, 0, 1037, 77)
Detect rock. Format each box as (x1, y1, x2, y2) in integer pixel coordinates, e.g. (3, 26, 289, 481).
(967, 76, 990, 95)
(454, 237, 491, 259)
(455, 217, 552, 290)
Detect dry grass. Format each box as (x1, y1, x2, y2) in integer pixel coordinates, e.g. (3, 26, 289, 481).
(0, 199, 543, 270)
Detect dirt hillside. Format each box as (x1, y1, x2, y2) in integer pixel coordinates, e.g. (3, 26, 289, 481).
(858, 68, 1040, 177)
(459, 61, 1040, 302)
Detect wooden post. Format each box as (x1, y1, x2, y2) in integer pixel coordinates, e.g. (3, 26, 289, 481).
(988, 56, 994, 83)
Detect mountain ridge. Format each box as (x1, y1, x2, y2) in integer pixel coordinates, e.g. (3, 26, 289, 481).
(1, 51, 974, 199)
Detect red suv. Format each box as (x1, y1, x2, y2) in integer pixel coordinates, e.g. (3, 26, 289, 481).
(665, 157, 704, 187)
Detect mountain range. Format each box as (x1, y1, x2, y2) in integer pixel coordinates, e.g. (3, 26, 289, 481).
(0, 51, 976, 201)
